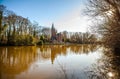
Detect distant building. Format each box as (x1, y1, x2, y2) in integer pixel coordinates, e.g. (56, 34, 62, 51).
(51, 23, 62, 43)
(56, 33, 62, 42)
(51, 23, 57, 40)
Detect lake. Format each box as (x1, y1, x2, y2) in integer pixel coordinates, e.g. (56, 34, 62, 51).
(0, 45, 120, 79)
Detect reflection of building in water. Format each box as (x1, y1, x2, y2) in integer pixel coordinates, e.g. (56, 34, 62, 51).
(39, 45, 67, 64)
(38, 45, 97, 64)
(0, 45, 98, 79)
(50, 45, 67, 64)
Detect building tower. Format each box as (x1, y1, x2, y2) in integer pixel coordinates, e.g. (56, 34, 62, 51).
(51, 23, 56, 40)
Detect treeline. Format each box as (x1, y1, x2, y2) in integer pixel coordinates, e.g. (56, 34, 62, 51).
(0, 5, 44, 45)
(0, 5, 53, 46)
(60, 31, 98, 44)
(0, 5, 98, 46)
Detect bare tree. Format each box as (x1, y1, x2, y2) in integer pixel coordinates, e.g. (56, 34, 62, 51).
(41, 27, 51, 42)
(86, 0, 120, 51)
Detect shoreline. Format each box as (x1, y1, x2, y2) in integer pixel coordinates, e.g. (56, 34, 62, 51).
(0, 43, 99, 47)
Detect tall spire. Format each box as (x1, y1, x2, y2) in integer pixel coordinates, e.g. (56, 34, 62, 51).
(52, 23, 54, 29)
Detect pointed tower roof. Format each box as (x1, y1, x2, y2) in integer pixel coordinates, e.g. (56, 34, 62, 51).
(51, 23, 54, 29)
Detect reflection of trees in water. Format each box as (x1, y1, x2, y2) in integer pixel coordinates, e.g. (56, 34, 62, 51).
(38, 45, 98, 64)
(86, 48, 120, 79)
(38, 45, 67, 64)
(0, 45, 99, 79)
(37, 45, 99, 79)
(55, 60, 79, 79)
(69, 44, 98, 54)
(38, 45, 51, 60)
(0, 46, 37, 79)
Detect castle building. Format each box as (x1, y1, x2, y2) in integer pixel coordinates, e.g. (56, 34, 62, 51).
(51, 23, 57, 41)
(51, 23, 62, 43)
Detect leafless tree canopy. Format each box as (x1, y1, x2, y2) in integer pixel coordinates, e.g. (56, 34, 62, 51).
(86, 0, 120, 51)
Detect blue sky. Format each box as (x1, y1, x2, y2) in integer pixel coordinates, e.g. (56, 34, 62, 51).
(0, 0, 90, 32)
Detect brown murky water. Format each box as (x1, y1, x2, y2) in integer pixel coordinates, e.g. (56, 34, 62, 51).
(0, 45, 120, 79)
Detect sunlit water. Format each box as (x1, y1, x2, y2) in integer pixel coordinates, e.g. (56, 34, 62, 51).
(0, 45, 120, 79)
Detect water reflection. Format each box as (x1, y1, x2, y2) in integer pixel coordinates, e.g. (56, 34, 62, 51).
(0, 46, 37, 79)
(1, 45, 117, 79)
(86, 47, 120, 79)
(69, 44, 97, 54)
(0, 45, 98, 79)
(38, 44, 98, 64)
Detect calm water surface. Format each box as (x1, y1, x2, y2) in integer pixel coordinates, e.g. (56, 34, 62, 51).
(0, 45, 120, 79)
